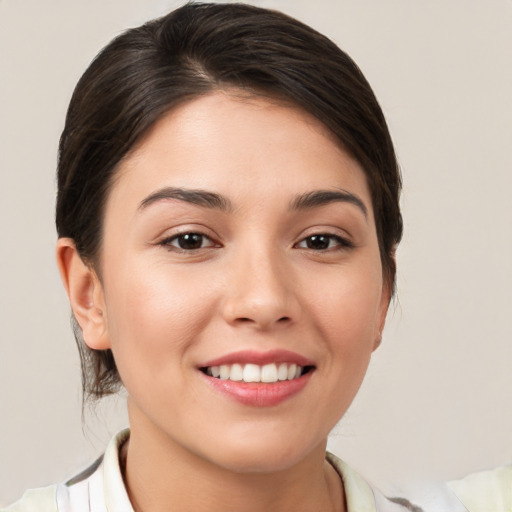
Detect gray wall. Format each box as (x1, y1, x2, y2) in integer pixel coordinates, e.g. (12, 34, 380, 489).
(1, 0, 511, 505)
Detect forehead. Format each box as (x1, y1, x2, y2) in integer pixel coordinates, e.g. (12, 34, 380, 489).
(110, 91, 372, 216)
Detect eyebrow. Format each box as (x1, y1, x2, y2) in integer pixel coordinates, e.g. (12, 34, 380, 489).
(138, 186, 367, 218)
(290, 189, 368, 218)
(139, 187, 233, 212)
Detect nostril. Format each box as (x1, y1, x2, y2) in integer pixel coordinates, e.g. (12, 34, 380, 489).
(234, 316, 291, 326)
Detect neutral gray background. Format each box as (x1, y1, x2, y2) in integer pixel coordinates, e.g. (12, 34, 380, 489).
(1, 0, 511, 506)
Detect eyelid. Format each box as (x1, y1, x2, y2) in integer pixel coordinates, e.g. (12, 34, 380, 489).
(164, 233, 215, 248)
(157, 226, 222, 252)
(294, 230, 355, 251)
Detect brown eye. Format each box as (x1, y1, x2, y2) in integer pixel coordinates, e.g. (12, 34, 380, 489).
(296, 234, 352, 251)
(163, 232, 215, 250)
(305, 235, 330, 250)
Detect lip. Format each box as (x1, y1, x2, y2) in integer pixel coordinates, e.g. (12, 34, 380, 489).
(198, 350, 315, 407)
(200, 370, 313, 407)
(199, 349, 315, 368)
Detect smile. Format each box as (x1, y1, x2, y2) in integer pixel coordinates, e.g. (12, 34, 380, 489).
(198, 350, 316, 405)
(202, 363, 313, 383)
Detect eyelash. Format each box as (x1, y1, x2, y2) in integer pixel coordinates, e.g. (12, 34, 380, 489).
(160, 232, 217, 252)
(159, 232, 353, 252)
(295, 234, 354, 251)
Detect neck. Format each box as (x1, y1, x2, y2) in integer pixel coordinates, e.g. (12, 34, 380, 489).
(122, 413, 345, 512)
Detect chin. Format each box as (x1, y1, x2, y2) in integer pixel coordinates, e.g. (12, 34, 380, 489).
(201, 430, 326, 474)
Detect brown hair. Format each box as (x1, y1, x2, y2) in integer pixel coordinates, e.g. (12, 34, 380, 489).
(56, 2, 402, 402)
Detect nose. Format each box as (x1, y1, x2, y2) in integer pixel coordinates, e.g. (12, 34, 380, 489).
(220, 246, 299, 330)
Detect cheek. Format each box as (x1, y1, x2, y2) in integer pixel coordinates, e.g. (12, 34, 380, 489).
(102, 260, 217, 372)
(308, 265, 383, 342)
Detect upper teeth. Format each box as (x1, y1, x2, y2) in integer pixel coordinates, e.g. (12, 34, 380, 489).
(206, 363, 303, 383)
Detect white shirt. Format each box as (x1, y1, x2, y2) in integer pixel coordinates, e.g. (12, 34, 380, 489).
(4, 429, 511, 512)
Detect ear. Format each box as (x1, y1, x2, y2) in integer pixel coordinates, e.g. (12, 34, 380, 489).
(56, 238, 111, 350)
(373, 278, 392, 352)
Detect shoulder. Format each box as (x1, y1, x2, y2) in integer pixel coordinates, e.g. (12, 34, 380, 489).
(2, 485, 58, 512)
(2, 429, 131, 512)
(327, 452, 507, 512)
(448, 465, 512, 512)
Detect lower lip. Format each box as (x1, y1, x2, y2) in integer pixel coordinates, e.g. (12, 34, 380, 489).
(200, 371, 313, 407)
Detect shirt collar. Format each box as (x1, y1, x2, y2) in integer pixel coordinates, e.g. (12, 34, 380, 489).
(101, 430, 380, 512)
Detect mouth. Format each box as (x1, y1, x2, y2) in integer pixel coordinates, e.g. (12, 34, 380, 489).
(198, 350, 316, 406)
(200, 362, 315, 383)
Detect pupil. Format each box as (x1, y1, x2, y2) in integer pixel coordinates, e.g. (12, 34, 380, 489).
(179, 233, 203, 249)
(307, 235, 329, 250)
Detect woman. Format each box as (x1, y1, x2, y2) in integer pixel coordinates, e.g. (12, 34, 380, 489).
(4, 3, 509, 511)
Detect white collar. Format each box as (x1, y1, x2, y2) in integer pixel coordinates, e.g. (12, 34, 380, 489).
(61, 429, 468, 512)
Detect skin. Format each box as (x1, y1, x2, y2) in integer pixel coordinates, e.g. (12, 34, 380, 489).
(57, 92, 390, 512)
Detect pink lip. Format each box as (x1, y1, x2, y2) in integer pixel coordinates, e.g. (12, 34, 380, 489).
(200, 371, 313, 407)
(200, 349, 315, 368)
(198, 350, 315, 407)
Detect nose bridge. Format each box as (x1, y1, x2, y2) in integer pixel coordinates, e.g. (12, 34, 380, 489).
(222, 236, 296, 328)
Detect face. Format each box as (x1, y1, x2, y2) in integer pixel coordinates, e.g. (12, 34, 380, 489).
(86, 92, 389, 472)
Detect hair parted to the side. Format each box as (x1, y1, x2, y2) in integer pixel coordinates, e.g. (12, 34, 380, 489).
(56, 2, 403, 402)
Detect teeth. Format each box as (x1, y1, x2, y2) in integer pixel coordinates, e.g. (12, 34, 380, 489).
(261, 363, 278, 383)
(219, 365, 230, 380)
(243, 364, 261, 382)
(277, 363, 288, 381)
(205, 362, 306, 383)
(287, 363, 297, 380)
(229, 363, 243, 381)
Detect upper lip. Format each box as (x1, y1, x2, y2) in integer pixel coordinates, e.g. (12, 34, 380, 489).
(200, 349, 315, 368)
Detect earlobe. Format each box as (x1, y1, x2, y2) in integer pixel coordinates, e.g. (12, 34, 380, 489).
(56, 238, 111, 350)
(373, 280, 392, 351)
(373, 332, 383, 351)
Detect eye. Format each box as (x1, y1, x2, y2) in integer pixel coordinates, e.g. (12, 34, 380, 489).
(296, 234, 353, 251)
(161, 232, 216, 251)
